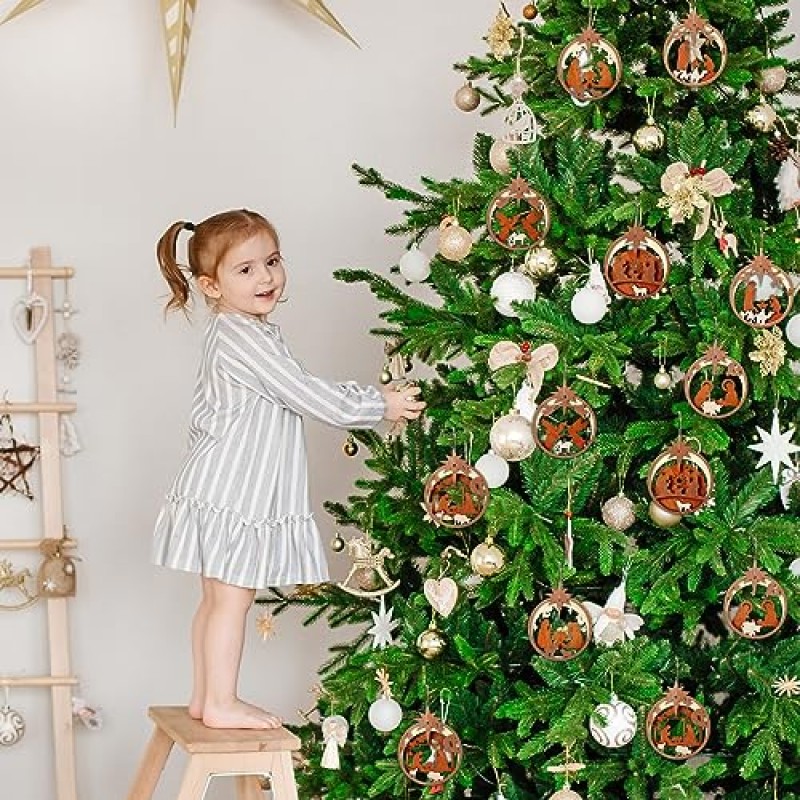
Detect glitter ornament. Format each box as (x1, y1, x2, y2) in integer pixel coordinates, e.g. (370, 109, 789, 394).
(648, 500, 682, 528)
(423, 454, 489, 529)
(475, 450, 509, 488)
(416, 624, 447, 659)
(398, 244, 431, 282)
(490, 412, 536, 461)
(648, 438, 713, 515)
(491, 271, 537, 317)
(646, 684, 710, 760)
(470, 538, 506, 576)
(729, 253, 794, 329)
(550, 791, 583, 800)
(663, 10, 727, 88)
(684, 343, 748, 419)
(654, 366, 673, 390)
(454, 81, 480, 112)
(528, 586, 592, 661)
(330, 534, 345, 552)
(633, 118, 665, 153)
(397, 710, 462, 787)
(438, 216, 473, 262)
(557, 27, 622, 103)
(533, 385, 597, 459)
(523, 245, 558, 280)
(746, 101, 778, 133)
(604, 225, 670, 300)
(589, 695, 638, 747)
(487, 177, 551, 251)
(723, 565, 787, 639)
(786, 315, 800, 348)
(342, 435, 358, 457)
(758, 65, 788, 94)
(601, 493, 636, 531)
(489, 138, 513, 175)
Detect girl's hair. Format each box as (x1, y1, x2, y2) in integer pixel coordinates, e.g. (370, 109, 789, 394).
(156, 209, 280, 313)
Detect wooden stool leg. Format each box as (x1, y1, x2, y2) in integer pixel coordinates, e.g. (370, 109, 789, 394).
(269, 752, 298, 800)
(126, 727, 175, 800)
(176, 756, 212, 800)
(235, 775, 265, 800)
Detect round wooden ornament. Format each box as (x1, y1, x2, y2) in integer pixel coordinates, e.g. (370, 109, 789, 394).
(646, 684, 710, 760)
(423, 454, 490, 528)
(603, 225, 670, 300)
(397, 710, 462, 787)
(662, 10, 727, 88)
(647, 438, 713, 515)
(684, 343, 748, 419)
(729, 253, 794, 329)
(527, 586, 593, 661)
(556, 27, 622, 103)
(533, 385, 597, 459)
(486, 177, 551, 251)
(723, 565, 787, 640)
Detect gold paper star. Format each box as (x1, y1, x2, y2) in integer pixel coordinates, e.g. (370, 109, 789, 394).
(255, 609, 277, 641)
(749, 328, 786, 377)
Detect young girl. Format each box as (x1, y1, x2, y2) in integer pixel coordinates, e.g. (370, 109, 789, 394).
(153, 209, 425, 730)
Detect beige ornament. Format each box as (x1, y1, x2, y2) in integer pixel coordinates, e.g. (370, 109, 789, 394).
(633, 119, 665, 153)
(749, 328, 786, 376)
(470, 538, 505, 577)
(337, 534, 399, 597)
(648, 499, 682, 528)
(438, 216, 473, 262)
(489, 138, 513, 175)
(454, 81, 480, 112)
(746, 101, 778, 133)
(758, 65, 788, 94)
(0, 559, 37, 611)
(416, 624, 447, 659)
(662, 10, 727, 88)
(488, 341, 559, 400)
(423, 577, 458, 617)
(160, 0, 197, 118)
(601, 494, 636, 531)
(523, 246, 558, 279)
(37, 538, 77, 598)
(487, 5, 516, 59)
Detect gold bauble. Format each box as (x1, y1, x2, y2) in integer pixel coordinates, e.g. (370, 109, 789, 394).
(746, 102, 778, 133)
(489, 138, 513, 175)
(438, 216, 473, 262)
(522, 3, 538, 20)
(379, 368, 393, 385)
(653, 366, 672, 390)
(354, 567, 381, 592)
(416, 626, 447, 659)
(470, 540, 506, 576)
(454, 81, 480, 112)
(648, 500, 681, 528)
(633, 121, 665, 153)
(330, 535, 346, 552)
(342, 436, 358, 457)
(549, 790, 583, 800)
(758, 65, 788, 94)
(523, 245, 558, 280)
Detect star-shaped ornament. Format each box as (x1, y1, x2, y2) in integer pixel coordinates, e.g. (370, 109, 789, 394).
(578, 26, 602, 45)
(255, 609, 277, 641)
(773, 675, 800, 697)
(0, 415, 40, 499)
(749, 408, 800, 484)
(368, 596, 398, 649)
(625, 224, 648, 247)
(548, 585, 573, 609)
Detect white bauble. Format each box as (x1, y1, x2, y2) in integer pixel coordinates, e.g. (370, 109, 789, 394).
(491, 271, 537, 317)
(475, 450, 509, 488)
(758, 65, 788, 94)
(368, 696, 403, 732)
(549, 790, 583, 800)
(398, 245, 431, 282)
(589, 694, 638, 748)
(601, 494, 636, 531)
(470, 541, 506, 576)
(786, 315, 800, 348)
(490, 412, 536, 462)
(648, 500, 681, 528)
(489, 138, 513, 175)
(571, 286, 608, 324)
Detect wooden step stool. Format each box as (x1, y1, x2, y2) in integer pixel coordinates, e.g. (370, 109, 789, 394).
(127, 706, 300, 800)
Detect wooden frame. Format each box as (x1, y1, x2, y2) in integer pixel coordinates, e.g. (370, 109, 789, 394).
(0, 247, 79, 800)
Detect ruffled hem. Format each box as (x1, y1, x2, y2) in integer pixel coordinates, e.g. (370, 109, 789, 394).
(152, 495, 330, 589)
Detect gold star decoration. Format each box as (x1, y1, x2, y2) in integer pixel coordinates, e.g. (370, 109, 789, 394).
(1, 1, 355, 117)
(773, 675, 800, 698)
(255, 609, 277, 641)
(749, 328, 786, 377)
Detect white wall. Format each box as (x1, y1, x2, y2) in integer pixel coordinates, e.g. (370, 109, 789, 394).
(0, 3, 798, 799)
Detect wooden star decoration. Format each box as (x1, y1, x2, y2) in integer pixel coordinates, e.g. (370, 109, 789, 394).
(625, 224, 648, 247)
(578, 27, 602, 46)
(0, 415, 39, 500)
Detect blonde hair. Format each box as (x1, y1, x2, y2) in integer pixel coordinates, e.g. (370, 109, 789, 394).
(156, 209, 280, 314)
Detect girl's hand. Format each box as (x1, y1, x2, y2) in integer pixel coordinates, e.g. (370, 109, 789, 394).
(381, 384, 426, 423)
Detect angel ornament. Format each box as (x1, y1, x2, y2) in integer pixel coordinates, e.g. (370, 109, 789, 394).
(584, 577, 644, 646)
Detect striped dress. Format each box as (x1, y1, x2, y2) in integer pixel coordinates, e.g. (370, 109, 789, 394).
(153, 311, 386, 589)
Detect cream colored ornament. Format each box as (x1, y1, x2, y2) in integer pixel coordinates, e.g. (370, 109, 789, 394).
(491, 271, 536, 317)
(470, 538, 505, 576)
(758, 65, 788, 94)
(288, 0, 357, 45)
(0, 690, 25, 747)
(786, 315, 800, 348)
(746, 101, 778, 133)
(487, 5, 516, 59)
(0, 0, 45, 24)
(490, 412, 536, 461)
(633, 118, 665, 153)
(775, 152, 800, 211)
(502, 73, 540, 145)
(488, 340, 559, 400)
(475, 450, 509, 488)
(523, 246, 558, 280)
(424, 577, 458, 617)
(454, 81, 480, 112)
(549, 791, 583, 800)
(601, 493, 635, 531)
(398, 244, 431, 282)
(320, 715, 349, 769)
(648, 499, 681, 528)
(583, 578, 644, 646)
(489, 139, 513, 175)
(438, 216, 473, 262)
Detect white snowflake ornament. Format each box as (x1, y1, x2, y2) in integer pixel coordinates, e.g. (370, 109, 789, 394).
(583, 578, 644, 646)
(749, 408, 800, 484)
(368, 596, 398, 649)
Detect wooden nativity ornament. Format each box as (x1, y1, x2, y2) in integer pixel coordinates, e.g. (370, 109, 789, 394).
(422, 454, 489, 528)
(647, 436, 713, 515)
(603, 225, 670, 300)
(684, 343, 748, 419)
(723, 564, 787, 640)
(532, 384, 597, 459)
(397, 709, 462, 789)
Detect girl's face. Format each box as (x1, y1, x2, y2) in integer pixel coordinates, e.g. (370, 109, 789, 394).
(198, 231, 286, 319)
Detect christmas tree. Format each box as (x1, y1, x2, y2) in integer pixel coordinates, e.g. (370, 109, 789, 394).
(260, 2, 800, 798)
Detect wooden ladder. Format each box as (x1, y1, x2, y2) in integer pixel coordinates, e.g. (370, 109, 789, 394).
(0, 246, 79, 800)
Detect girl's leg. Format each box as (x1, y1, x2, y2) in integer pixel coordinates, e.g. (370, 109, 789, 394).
(201, 578, 281, 730)
(188, 577, 213, 719)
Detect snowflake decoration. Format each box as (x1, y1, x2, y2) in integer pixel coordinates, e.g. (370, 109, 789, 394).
(773, 675, 800, 697)
(368, 596, 398, 649)
(749, 408, 800, 484)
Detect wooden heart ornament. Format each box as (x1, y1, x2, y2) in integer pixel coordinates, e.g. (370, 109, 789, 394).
(423, 577, 458, 618)
(12, 294, 49, 345)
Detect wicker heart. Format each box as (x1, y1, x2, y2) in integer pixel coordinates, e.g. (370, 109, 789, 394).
(12, 294, 49, 345)
(423, 577, 458, 618)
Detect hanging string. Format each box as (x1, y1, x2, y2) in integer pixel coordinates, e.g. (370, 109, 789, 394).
(564, 476, 574, 570)
(439, 688, 452, 723)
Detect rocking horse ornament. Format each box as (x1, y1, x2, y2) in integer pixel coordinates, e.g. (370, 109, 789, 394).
(723, 564, 787, 640)
(647, 437, 713, 516)
(646, 683, 710, 760)
(336, 534, 399, 598)
(603, 225, 670, 300)
(0, 559, 38, 611)
(557, 26, 622, 104)
(729, 253, 794, 329)
(422, 454, 490, 528)
(684, 343, 748, 419)
(527, 585, 593, 661)
(532, 384, 597, 459)
(486, 177, 551, 251)
(662, 8, 727, 88)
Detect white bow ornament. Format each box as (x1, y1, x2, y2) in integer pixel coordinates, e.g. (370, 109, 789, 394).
(488, 341, 559, 401)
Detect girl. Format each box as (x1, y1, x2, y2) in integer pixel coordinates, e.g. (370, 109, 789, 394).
(153, 209, 424, 730)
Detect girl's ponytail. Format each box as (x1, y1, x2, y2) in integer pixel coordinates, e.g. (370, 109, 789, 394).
(156, 221, 194, 313)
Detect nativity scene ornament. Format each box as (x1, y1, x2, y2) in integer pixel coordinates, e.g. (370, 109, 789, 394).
(0, 0, 356, 117)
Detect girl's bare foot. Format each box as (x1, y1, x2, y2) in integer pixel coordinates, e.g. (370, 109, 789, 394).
(188, 699, 204, 720)
(202, 699, 282, 730)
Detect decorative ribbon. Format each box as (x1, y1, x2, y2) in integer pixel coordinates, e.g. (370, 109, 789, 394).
(488, 341, 559, 400)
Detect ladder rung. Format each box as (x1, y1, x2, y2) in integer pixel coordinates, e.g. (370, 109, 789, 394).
(0, 676, 79, 688)
(0, 402, 76, 414)
(0, 539, 78, 551)
(0, 267, 74, 278)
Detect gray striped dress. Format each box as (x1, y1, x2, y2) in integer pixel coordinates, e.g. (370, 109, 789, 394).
(153, 311, 385, 589)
